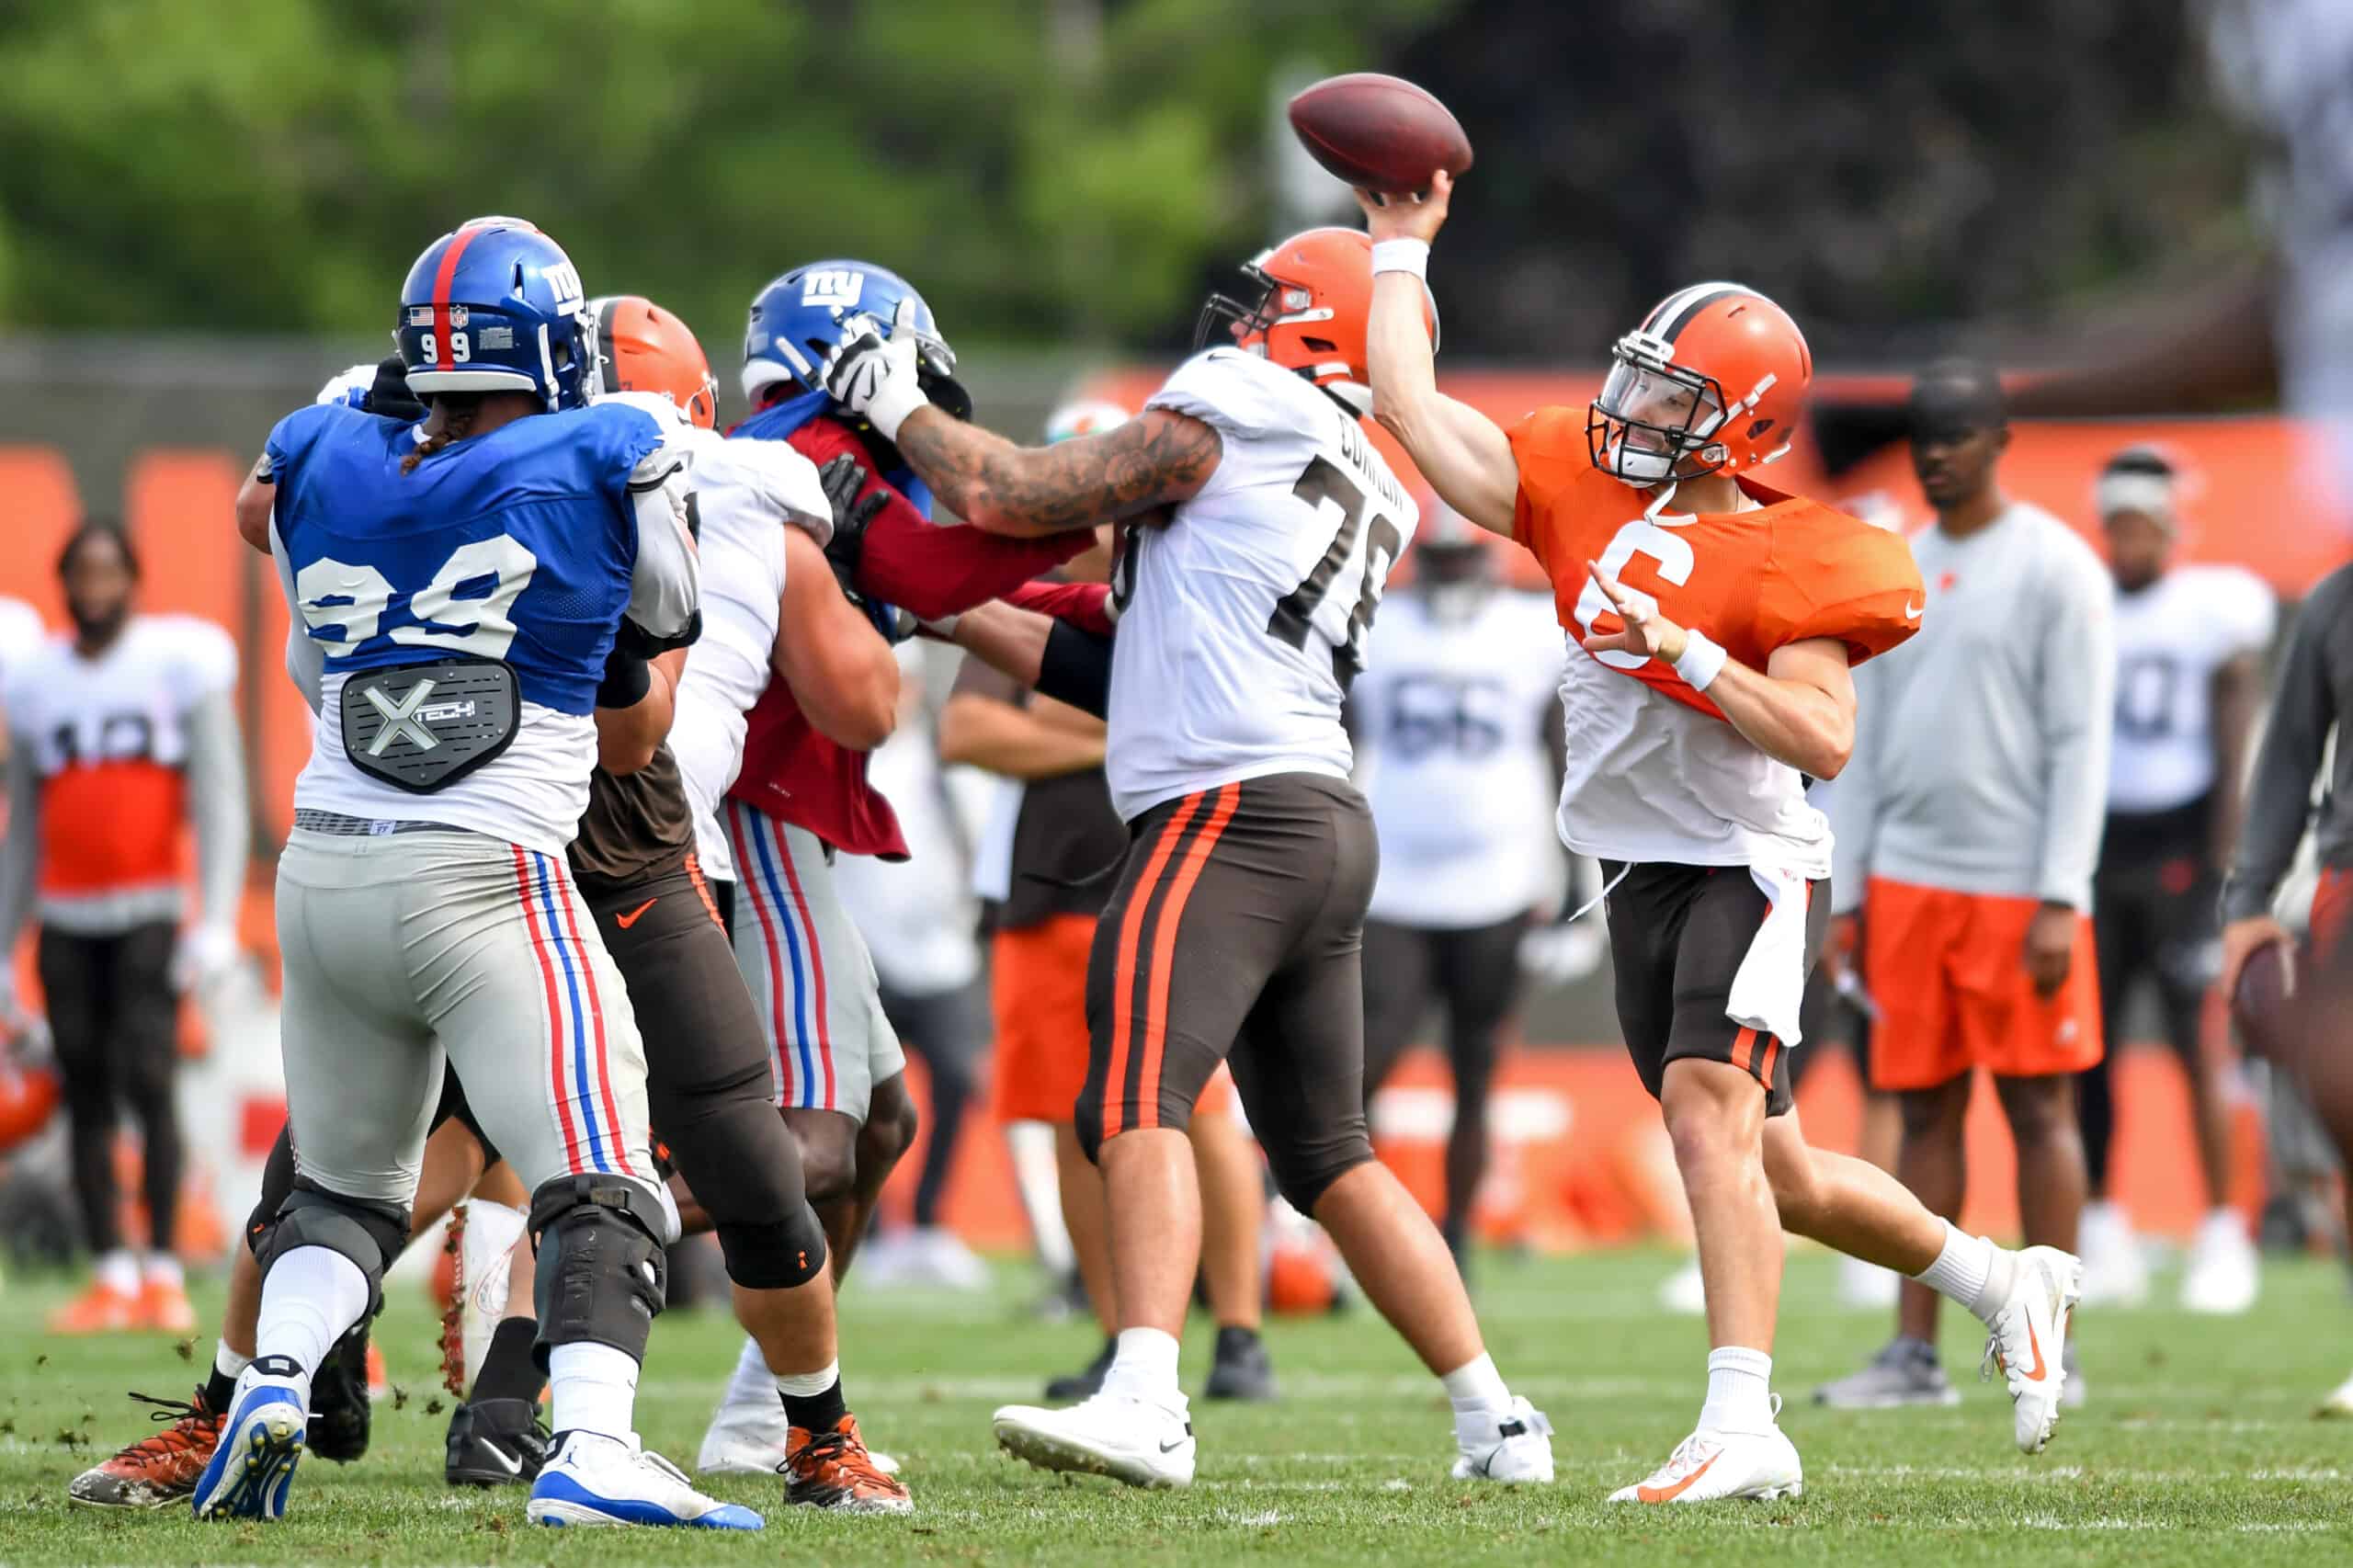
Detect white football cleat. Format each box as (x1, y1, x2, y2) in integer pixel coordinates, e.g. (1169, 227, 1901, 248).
(1981, 1244, 2081, 1454)
(529, 1432, 762, 1529)
(1608, 1416, 1802, 1505)
(1657, 1257, 1708, 1316)
(993, 1393, 1194, 1489)
(2075, 1200, 2150, 1309)
(698, 1393, 790, 1477)
(1451, 1396, 1554, 1483)
(2316, 1369, 2353, 1419)
(2178, 1210, 2258, 1315)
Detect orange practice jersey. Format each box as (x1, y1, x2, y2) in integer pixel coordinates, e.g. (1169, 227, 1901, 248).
(1506, 406, 1923, 718)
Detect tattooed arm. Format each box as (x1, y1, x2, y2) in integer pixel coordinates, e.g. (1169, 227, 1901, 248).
(892, 405, 1221, 538)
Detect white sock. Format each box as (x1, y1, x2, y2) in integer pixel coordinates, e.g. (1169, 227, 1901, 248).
(96, 1248, 139, 1295)
(549, 1341, 640, 1442)
(1441, 1351, 1510, 1415)
(1698, 1346, 1775, 1434)
(722, 1334, 773, 1411)
(1099, 1327, 1183, 1405)
(214, 1341, 253, 1382)
(774, 1358, 839, 1398)
(144, 1252, 185, 1289)
(252, 1245, 369, 1388)
(1441, 1351, 1513, 1444)
(1911, 1221, 2015, 1324)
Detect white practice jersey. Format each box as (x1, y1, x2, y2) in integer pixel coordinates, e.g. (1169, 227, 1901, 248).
(4, 614, 236, 927)
(835, 643, 983, 995)
(0, 597, 43, 687)
(1355, 589, 1565, 927)
(2108, 562, 2277, 813)
(1107, 348, 1418, 821)
(665, 425, 833, 882)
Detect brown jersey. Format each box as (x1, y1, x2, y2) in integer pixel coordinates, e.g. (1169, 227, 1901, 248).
(570, 743, 696, 892)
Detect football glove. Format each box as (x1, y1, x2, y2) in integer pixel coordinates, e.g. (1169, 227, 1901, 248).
(1519, 918, 1605, 988)
(815, 453, 892, 599)
(171, 923, 241, 996)
(821, 299, 934, 442)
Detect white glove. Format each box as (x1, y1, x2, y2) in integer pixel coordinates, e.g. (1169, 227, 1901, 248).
(171, 922, 241, 996)
(820, 299, 933, 442)
(1519, 919, 1605, 988)
(313, 363, 378, 407)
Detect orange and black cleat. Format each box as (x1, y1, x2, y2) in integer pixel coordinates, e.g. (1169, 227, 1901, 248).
(782, 1416, 912, 1515)
(68, 1388, 225, 1509)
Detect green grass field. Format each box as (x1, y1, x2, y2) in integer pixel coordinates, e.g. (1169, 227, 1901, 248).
(2, 1247, 2348, 1566)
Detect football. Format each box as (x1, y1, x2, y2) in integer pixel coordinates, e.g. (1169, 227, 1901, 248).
(1286, 73, 1473, 197)
(2231, 938, 2300, 1062)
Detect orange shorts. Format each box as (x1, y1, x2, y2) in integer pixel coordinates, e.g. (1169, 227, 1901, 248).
(1863, 877, 2103, 1091)
(991, 914, 1234, 1125)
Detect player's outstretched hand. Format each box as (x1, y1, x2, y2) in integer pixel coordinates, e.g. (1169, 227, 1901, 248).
(821, 298, 932, 442)
(1580, 559, 1689, 664)
(1353, 167, 1455, 245)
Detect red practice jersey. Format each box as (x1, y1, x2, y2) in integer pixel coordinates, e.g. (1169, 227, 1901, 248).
(728, 413, 1089, 858)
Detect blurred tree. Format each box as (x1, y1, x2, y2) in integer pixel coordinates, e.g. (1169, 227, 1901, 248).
(0, 0, 1448, 351)
(1388, 0, 2258, 362)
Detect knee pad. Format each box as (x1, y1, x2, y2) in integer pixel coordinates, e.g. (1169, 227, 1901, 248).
(713, 1204, 829, 1290)
(253, 1179, 411, 1317)
(244, 1130, 301, 1256)
(527, 1175, 668, 1368)
(1265, 1132, 1374, 1217)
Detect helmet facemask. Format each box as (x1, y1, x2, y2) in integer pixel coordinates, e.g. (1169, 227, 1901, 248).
(1586, 331, 1735, 488)
(1193, 258, 1284, 358)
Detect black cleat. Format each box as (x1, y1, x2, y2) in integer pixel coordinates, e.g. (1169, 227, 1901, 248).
(308, 1324, 373, 1464)
(1203, 1325, 1278, 1402)
(1043, 1337, 1117, 1403)
(444, 1398, 551, 1487)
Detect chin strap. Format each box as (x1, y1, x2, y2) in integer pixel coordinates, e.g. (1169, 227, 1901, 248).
(1643, 481, 1679, 520)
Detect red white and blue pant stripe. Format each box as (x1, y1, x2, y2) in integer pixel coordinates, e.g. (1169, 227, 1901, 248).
(510, 845, 646, 1179)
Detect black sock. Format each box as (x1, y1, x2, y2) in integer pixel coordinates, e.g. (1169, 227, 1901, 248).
(202, 1366, 239, 1414)
(470, 1317, 546, 1406)
(781, 1377, 847, 1436)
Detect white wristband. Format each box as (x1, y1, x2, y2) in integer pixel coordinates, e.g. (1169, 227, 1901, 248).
(1370, 238, 1429, 280)
(863, 379, 930, 444)
(1672, 630, 1728, 691)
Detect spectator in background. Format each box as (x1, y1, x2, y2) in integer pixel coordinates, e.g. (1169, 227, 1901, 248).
(834, 640, 992, 1291)
(1816, 365, 2113, 1410)
(2076, 447, 2275, 1312)
(1350, 510, 1574, 1265)
(0, 522, 247, 1335)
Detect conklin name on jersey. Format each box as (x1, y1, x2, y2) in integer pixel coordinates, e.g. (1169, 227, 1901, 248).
(1107, 348, 1419, 823)
(264, 398, 697, 856)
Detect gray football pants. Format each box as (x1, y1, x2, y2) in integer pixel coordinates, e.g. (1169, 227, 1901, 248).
(274, 827, 661, 1213)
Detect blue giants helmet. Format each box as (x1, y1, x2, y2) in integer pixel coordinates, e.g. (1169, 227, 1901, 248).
(395, 218, 592, 410)
(739, 259, 971, 419)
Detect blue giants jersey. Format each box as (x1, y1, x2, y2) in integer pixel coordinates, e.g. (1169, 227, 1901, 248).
(262, 400, 666, 716)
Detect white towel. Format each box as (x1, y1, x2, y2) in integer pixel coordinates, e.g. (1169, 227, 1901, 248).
(1724, 864, 1813, 1049)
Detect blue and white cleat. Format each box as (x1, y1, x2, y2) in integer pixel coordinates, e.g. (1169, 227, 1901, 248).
(528, 1432, 764, 1529)
(190, 1358, 308, 1521)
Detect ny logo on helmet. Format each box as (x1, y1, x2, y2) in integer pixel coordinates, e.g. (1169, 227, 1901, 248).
(801, 270, 865, 311)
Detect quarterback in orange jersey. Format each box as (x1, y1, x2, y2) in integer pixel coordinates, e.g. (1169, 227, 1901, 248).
(1358, 171, 2084, 1503)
